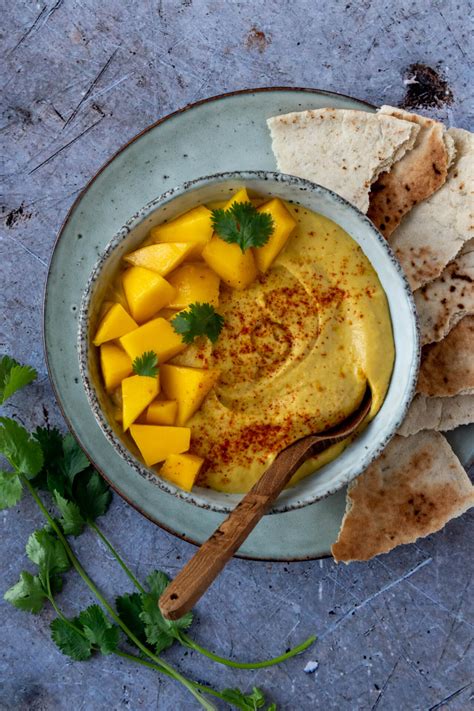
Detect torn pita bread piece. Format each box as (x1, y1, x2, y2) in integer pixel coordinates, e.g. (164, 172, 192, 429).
(367, 106, 455, 238)
(388, 127, 473, 290)
(398, 393, 474, 437)
(332, 431, 474, 563)
(415, 239, 474, 345)
(417, 316, 474, 397)
(267, 108, 419, 212)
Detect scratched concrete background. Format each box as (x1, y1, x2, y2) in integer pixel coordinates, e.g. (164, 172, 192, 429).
(1, 1, 473, 709)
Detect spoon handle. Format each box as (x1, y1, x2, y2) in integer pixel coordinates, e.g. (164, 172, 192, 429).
(159, 436, 326, 621)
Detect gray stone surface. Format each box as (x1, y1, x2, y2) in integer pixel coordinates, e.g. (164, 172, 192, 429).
(1, 1, 473, 709)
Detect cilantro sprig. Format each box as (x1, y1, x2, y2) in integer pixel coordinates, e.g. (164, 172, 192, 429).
(132, 350, 159, 377)
(172, 302, 224, 344)
(1, 354, 315, 709)
(0, 355, 37, 404)
(211, 201, 274, 253)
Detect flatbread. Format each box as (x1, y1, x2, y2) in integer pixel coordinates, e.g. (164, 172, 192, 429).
(417, 316, 474, 397)
(415, 239, 474, 345)
(398, 393, 474, 436)
(332, 431, 474, 563)
(367, 106, 455, 237)
(267, 109, 419, 212)
(388, 127, 474, 290)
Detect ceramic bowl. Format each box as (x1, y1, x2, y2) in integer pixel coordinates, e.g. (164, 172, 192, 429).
(78, 171, 420, 514)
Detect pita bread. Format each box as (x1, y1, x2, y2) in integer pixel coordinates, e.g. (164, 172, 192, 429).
(388, 127, 474, 290)
(398, 393, 474, 436)
(332, 431, 474, 563)
(415, 239, 474, 345)
(417, 316, 474, 397)
(267, 109, 419, 212)
(367, 106, 455, 237)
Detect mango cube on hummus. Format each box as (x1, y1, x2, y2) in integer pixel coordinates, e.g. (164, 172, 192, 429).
(119, 317, 186, 363)
(122, 374, 160, 431)
(150, 206, 213, 257)
(255, 198, 296, 272)
(224, 187, 249, 209)
(123, 242, 194, 276)
(100, 344, 132, 392)
(202, 237, 257, 290)
(129, 424, 191, 466)
(122, 266, 176, 323)
(160, 364, 220, 426)
(145, 399, 178, 425)
(167, 263, 220, 309)
(160, 453, 204, 491)
(93, 303, 138, 346)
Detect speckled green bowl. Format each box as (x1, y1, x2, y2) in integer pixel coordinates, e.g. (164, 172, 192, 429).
(78, 170, 419, 515)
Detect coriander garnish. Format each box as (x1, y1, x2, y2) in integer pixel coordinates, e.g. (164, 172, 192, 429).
(211, 201, 274, 253)
(132, 351, 159, 377)
(171, 302, 224, 344)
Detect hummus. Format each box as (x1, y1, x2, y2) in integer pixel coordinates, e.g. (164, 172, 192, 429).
(172, 204, 395, 493)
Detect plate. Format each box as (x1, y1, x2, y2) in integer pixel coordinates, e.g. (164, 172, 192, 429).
(44, 88, 474, 560)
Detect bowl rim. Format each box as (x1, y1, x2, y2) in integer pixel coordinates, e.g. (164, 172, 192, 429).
(78, 169, 420, 514)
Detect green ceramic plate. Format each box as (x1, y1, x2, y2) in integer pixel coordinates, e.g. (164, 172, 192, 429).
(44, 88, 474, 560)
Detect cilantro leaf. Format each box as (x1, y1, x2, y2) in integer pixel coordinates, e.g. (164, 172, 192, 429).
(51, 617, 93, 661)
(4, 571, 47, 613)
(220, 687, 268, 710)
(74, 469, 112, 522)
(171, 303, 224, 345)
(60, 434, 90, 484)
(26, 529, 71, 584)
(53, 491, 85, 536)
(211, 202, 274, 252)
(139, 571, 193, 654)
(132, 351, 159, 377)
(32, 426, 64, 489)
(116, 592, 147, 646)
(0, 356, 37, 404)
(78, 605, 120, 655)
(0, 470, 22, 509)
(0, 417, 43, 478)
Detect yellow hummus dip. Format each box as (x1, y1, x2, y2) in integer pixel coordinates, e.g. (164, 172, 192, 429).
(172, 204, 394, 493)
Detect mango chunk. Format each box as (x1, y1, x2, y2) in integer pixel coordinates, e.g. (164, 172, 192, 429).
(145, 399, 178, 425)
(254, 199, 297, 272)
(122, 374, 160, 431)
(119, 317, 186, 363)
(93, 303, 138, 346)
(123, 242, 194, 276)
(129, 424, 191, 466)
(167, 263, 220, 309)
(150, 206, 213, 257)
(160, 364, 220, 425)
(224, 187, 250, 209)
(160, 453, 204, 492)
(100, 344, 133, 392)
(202, 237, 257, 290)
(122, 267, 176, 323)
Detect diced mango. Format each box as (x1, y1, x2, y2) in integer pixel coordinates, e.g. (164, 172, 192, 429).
(160, 364, 219, 425)
(254, 199, 297, 272)
(129, 425, 191, 466)
(159, 453, 204, 492)
(202, 237, 257, 290)
(93, 303, 138, 346)
(122, 374, 160, 431)
(145, 399, 178, 425)
(119, 317, 186, 363)
(167, 263, 220, 309)
(123, 242, 194, 276)
(224, 187, 250, 209)
(122, 267, 176, 323)
(150, 206, 213, 257)
(100, 344, 133, 392)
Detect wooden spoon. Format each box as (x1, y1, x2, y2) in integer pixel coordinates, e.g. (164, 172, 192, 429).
(159, 389, 372, 620)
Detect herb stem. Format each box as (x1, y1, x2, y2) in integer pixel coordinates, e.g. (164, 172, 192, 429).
(22, 477, 215, 711)
(88, 521, 145, 594)
(180, 631, 317, 669)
